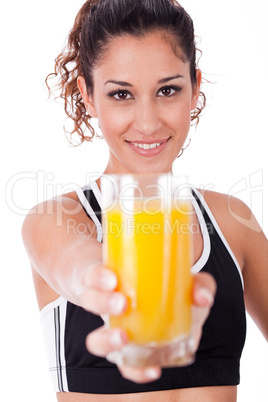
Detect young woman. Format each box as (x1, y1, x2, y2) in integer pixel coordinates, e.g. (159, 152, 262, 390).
(22, 0, 268, 401)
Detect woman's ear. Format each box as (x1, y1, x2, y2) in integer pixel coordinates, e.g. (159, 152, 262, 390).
(191, 69, 202, 111)
(77, 76, 98, 118)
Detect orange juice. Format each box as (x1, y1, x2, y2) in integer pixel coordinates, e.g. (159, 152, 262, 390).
(103, 200, 193, 345)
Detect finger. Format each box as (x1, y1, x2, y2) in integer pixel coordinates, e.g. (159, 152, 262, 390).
(80, 288, 127, 316)
(117, 365, 162, 384)
(86, 326, 128, 357)
(192, 272, 217, 307)
(81, 264, 118, 291)
(86, 328, 162, 384)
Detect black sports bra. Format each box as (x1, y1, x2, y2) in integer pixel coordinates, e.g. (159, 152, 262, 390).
(40, 182, 246, 393)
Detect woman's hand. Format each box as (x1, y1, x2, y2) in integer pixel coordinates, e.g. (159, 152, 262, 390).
(82, 266, 216, 383)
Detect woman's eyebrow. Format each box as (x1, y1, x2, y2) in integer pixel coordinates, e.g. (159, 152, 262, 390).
(104, 75, 183, 87)
(105, 80, 133, 87)
(158, 74, 183, 84)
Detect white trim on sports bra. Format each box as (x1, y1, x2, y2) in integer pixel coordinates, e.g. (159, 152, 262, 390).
(192, 188, 244, 288)
(75, 184, 103, 243)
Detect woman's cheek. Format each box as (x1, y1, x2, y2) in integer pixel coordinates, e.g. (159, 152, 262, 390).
(101, 110, 132, 138)
(166, 104, 191, 133)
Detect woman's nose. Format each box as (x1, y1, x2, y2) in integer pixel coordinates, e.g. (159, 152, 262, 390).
(133, 98, 161, 136)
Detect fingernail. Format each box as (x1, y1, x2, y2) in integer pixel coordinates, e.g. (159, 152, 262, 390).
(109, 330, 125, 348)
(144, 368, 160, 380)
(99, 272, 117, 290)
(108, 293, 126, 315)
(197, 287, 214, 305)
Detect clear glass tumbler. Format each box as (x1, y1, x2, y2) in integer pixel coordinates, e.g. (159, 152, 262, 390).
(101, 173, 195, 368)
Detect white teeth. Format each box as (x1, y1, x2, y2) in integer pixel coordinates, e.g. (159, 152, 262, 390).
(132, 142, 161, 150)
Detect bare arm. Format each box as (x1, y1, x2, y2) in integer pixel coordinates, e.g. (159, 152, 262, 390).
(242, 210, 268, 341)
(225, 196, 268, 341)
(202, 190, 268, 341)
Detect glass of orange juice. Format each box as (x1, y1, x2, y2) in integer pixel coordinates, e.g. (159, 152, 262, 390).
(101, 173, 194, 367)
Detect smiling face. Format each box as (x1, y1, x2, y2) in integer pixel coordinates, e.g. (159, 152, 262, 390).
(78, 30, 201, 174)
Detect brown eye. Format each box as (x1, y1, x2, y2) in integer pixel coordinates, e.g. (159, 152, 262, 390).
(162, 88, 172, 96)
(117, 91, 128, 99)
(158, 85, 182, 97)
(109, 90, 132, 100)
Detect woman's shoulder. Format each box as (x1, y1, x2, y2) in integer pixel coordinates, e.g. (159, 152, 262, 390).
(64, 190, 80, 202)
(196, 188, 264, 270)
(24, 191, 82, 224)
(196, 188, 260, 232)
(22, 190, 96, 257)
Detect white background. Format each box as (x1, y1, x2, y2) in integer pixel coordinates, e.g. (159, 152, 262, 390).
(1, 0, 267, 400)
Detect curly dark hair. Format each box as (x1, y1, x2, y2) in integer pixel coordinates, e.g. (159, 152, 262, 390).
(46, 0, 206, 145)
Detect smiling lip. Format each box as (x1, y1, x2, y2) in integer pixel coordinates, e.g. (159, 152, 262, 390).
(125, 137, 171, 157)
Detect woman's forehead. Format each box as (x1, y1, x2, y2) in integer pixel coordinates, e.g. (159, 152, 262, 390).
(94, 31, 188, 79)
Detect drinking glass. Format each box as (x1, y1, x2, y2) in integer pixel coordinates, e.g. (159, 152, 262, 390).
(101, 173, 195, 367)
